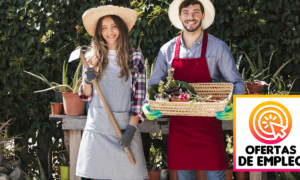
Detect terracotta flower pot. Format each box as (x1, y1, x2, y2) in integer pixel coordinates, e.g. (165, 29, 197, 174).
(62, 91, 85, 116)
(226, 169, 233, 180)
(51, 102, 63, 115)
(234, 171, 248, 180)
(147, 170, 161, 180)
(245, 83, 264, 94)
(170, 92, 190, 102)
(168, 169, 179, 180)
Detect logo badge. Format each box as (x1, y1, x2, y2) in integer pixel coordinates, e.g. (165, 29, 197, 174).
(249, 101, 292, 144)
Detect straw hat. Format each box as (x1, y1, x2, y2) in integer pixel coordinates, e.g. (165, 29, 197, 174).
(168, 0, 215, 30)
(82, 5, 138, 37)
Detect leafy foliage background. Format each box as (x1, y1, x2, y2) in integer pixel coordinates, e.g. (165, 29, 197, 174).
(0, 0, 299, 178)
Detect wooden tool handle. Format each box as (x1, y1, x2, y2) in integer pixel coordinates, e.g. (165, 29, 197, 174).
(80, 50, 136, 165)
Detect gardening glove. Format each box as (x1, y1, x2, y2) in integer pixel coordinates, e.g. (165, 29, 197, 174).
(118, 124, 136, 152)
(142, 103, 163, 120)
(83, 67, 97, 84)
(216, 103, 233, 120)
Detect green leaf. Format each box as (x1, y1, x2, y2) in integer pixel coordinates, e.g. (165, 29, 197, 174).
(36, 122, 41, 129)
(273, 58, 295, 79)
(5, 96, 12, 104)
(243, 52, 256, 72)
(26, 35, 34, 45)
(133, 28, 141, 38)
(11, 77, 17, 86)
(224, 28, 232, 37)
(20, 40, 26, 48)
(286, 22, 294, 27)
(142, 19, 146, 28)
(257, 46, 264, 80)
(282, 12, 289, 21)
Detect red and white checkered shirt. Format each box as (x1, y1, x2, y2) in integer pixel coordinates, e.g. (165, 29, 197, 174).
(78, 48, 146, 123)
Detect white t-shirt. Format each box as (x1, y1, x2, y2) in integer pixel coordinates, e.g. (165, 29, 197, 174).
(84, 50, 120, 71)
(106, 50, 120, 72)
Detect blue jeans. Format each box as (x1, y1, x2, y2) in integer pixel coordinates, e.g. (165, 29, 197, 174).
(177, 170, 226, 180)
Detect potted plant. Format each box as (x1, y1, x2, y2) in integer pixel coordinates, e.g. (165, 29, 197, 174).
(24, 61, 70, 114)
(170, 88, 190, 102)
(268, 76, 298, 95)
(25, 61, 85, 115)
(0, 118, 24, 166)
(155, 80, 170, 102)
(154, 68, 180, 102)
(147, 148, 162, 180)
(244, 68, 269, 94)
(24, 61, 71, 103)
(242, 47, 295, 94)
(159, 150, 169, 180)
(57, 150, 70, 180)
(18, 146, 53, 180)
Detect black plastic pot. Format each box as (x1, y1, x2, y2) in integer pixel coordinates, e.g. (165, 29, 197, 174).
(164, 82, 180, 94)
(55, 91, 63, 103)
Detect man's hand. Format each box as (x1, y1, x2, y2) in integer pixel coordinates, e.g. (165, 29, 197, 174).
(216, 103, 233, 120)
(118, 125, 136, 152)
(142, 103, 163, 120)
(83, 67, 97, 84)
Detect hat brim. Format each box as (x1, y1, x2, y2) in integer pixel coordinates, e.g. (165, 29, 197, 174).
(82, 5, 138, 37)
(168, 0, 215, 30)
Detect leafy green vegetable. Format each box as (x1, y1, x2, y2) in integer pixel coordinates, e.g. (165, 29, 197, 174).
(176, 81, 197, 95)
(148, 84, 159, 100)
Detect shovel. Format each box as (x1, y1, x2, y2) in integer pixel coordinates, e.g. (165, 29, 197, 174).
(69, 48, 136, 165)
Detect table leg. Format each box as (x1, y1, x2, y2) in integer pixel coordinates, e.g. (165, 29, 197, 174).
(70, 130, 82, 180)
(250, 172, 267, 180)
(64, 130, 70, 155)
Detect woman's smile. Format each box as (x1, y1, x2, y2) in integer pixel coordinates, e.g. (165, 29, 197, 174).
(101, 16, 120, 49)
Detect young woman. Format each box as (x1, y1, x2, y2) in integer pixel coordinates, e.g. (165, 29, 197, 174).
(76, 5, 148, 180)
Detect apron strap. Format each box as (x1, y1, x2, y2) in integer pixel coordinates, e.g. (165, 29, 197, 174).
(175, 32, 208, 59)
(200, 31, 208, 58)
(174, 34, 181, 59)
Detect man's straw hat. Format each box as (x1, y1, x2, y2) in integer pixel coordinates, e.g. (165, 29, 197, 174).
(82, 5, 138, 37)
(168, 0, 215, 30)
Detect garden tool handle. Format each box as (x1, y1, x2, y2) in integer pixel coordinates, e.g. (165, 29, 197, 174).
(79, 51, 136, 165)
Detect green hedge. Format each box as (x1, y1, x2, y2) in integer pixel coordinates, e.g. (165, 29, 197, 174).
(1, 0, 300, 177)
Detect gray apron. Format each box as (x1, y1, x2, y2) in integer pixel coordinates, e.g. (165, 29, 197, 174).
(76, 71, 148, 180)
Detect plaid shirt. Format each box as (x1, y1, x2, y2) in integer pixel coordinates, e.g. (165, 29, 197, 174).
(78, 48, 146, 123)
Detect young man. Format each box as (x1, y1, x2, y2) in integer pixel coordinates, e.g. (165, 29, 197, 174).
(143, 0, 244, 179)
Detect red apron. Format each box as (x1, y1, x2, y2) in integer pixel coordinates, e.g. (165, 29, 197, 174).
(168, 31, 229, 170)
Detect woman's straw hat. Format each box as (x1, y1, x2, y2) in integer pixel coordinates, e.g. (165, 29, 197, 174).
(82, 5, 138, 37)
(168, 0, 215, 30)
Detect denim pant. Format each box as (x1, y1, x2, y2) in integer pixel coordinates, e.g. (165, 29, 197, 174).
(177, 170, 226, 180)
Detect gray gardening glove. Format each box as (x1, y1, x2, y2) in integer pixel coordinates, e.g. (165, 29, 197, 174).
(118, 124, 136, 152)
(83, 67, 97, 84)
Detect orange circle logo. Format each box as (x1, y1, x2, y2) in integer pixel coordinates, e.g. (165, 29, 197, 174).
(249, 101, 292, 144)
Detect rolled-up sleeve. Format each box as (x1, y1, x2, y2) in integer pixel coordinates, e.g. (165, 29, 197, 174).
(217, 42, 245, 95)
(130, 53, 146, 123)
(78, 56, 93, 102)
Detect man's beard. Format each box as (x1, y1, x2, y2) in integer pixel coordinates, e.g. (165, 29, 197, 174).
(182, 20, 202, 32)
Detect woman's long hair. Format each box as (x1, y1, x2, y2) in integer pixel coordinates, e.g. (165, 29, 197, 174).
(89, 15, 132, 81)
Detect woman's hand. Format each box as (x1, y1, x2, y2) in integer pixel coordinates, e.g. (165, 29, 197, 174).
(83, 67, 97, 84)
(118, 124, 136, 152)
